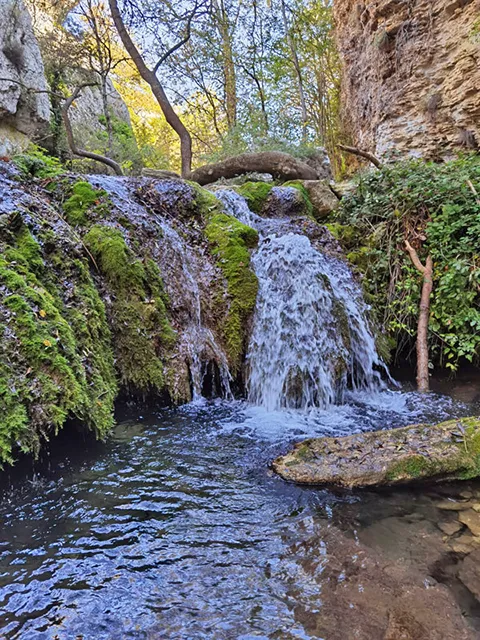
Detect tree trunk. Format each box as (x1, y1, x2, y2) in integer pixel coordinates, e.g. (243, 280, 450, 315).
(190, 151, 318, 185)
(405, 240, 433, 393)
(280, 0, 308, 142)
(108, 0, 192, 177)
(214, 0, 237, 131)
(62, 88, 124, 176)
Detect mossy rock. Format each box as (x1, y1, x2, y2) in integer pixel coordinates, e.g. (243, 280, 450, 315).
(0, 222, 117, 465)
(237, 181, 273, 214)
(64, 180, 109, 226)
(84, 225, 176, 393)
(204, 212, 259, 373)
(273, 417, 480, 488)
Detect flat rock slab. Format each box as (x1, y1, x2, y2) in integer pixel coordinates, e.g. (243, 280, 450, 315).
(273, 417, 480, 488)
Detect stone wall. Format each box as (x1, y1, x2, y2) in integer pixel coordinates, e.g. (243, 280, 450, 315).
(0, 0, 50, 155)
(334, 0, 480, 160)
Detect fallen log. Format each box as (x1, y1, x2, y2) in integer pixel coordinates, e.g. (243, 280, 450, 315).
(189, 151, 318, 185)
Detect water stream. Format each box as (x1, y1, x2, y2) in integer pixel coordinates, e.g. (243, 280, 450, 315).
(1, 182, 480, 638)
(0, 389, 479, 639)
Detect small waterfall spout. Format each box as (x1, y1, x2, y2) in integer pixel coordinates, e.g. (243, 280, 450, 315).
(217, 188, 387, 411)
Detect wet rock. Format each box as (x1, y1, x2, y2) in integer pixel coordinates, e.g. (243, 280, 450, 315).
(449, 532, 480, 554)
(458, 510, 480, 537)
(283, 522, 476, 639)
(436, 499, 476, 511)
(458, 549, 480, 600)
(273, 417, 480, 488)
(261, 186, 307, 218)
(438, 520, 463, 536)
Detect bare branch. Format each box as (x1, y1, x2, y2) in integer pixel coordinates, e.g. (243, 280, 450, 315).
(337, 144, 382, 169)
(62, 86, 124, 176)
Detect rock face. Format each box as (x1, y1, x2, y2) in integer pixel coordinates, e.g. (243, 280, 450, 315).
(334, 0, 480, 160)
(0, 0, 50, 154)
(273, 417, 480, 487)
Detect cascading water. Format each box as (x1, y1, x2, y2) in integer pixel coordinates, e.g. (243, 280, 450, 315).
(157, 221, 232, 399)
(88, 176, 232, 399)
(216, 188, 386, 411)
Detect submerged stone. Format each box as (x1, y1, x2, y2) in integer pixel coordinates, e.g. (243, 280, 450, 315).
(273, 417, 480, 488)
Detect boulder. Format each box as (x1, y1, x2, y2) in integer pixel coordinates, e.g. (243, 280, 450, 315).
(273, 417, 480, 488)
(0, 0, 50, 154)
(302, 180, 339, 219)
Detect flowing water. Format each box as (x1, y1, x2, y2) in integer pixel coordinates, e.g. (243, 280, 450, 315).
(2, 182, 480, 637)
(0, 390, 479, 640)
(216, 189, 386, 410)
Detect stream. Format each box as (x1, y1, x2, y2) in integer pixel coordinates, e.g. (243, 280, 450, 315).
(1, 383, 480, 639)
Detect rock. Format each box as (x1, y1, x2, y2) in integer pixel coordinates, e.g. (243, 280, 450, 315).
(0, 0, 50, 154)
(334, 0, 480, 161)
(302, 180, 339, 219)
(261, 186, 307, 218)
(437, 520, 463, 536)
(280, 522, 477, 640)
(449, 532, 480, 553)
(458, 549, 480, 600)
(273, 417, 480, 488)
(436, 499, 476, 511)
(458, 510, 480, 537)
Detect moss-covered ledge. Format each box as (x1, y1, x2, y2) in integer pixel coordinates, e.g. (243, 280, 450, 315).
(273, 417, 480, 488)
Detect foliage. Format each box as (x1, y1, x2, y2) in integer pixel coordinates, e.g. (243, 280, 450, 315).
(334, 155, 480, 370)
(13, 145, 64, 179)
(0, 223, 116, 465)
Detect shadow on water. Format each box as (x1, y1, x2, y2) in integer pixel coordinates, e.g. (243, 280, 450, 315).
(1, 381, 480, 639)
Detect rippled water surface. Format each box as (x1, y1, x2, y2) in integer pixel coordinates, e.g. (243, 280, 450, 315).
(1, 388, 480, 639)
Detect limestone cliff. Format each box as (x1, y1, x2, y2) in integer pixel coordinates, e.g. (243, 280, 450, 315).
(334, 0, 480, 160)
(0, 0, 51, 155)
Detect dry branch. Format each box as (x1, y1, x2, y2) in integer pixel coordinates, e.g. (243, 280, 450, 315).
(337, 144, 382, 169)
(405, 240, 433, 393)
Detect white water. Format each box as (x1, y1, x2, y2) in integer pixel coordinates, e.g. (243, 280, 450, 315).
(216, 188, 387, 411)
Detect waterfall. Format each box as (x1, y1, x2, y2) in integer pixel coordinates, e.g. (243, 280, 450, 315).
(216, 188, 386, 411)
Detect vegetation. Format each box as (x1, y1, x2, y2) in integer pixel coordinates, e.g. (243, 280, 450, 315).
(331, 155, 480, 370)
(0, 222, 116, 465)
(204, 210, 259, 373)
(13, 145, 64, 179)
(64, 180, 108, 225)
(84, 225, 176, 392)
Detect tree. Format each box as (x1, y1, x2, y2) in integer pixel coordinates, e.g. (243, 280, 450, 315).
(108, 0, 199, 177)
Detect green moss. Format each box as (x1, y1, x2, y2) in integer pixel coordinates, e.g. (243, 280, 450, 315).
(385, 418, 480, 483)
(0, 221, 119, 465)
(84, 225, 176, 392)
(64, 181, 108, 226)
(237, 182, 273, 214)
(385, 455, 430, 481)
(13, 145, 63, 179)
(325, 223, 356, 247)
(282, 180, 314, 217)
(205, 213, 259, 372)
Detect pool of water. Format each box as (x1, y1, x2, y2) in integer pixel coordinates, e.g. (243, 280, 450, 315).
(1, 387, 480, 639)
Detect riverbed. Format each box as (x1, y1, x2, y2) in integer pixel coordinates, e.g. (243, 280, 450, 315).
(1, 385, 480, 639)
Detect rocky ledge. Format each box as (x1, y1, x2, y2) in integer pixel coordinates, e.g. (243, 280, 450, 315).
(273, 417, 480, 488)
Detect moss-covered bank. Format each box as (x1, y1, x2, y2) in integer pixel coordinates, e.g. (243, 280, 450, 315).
(0, 159, 261, 465)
